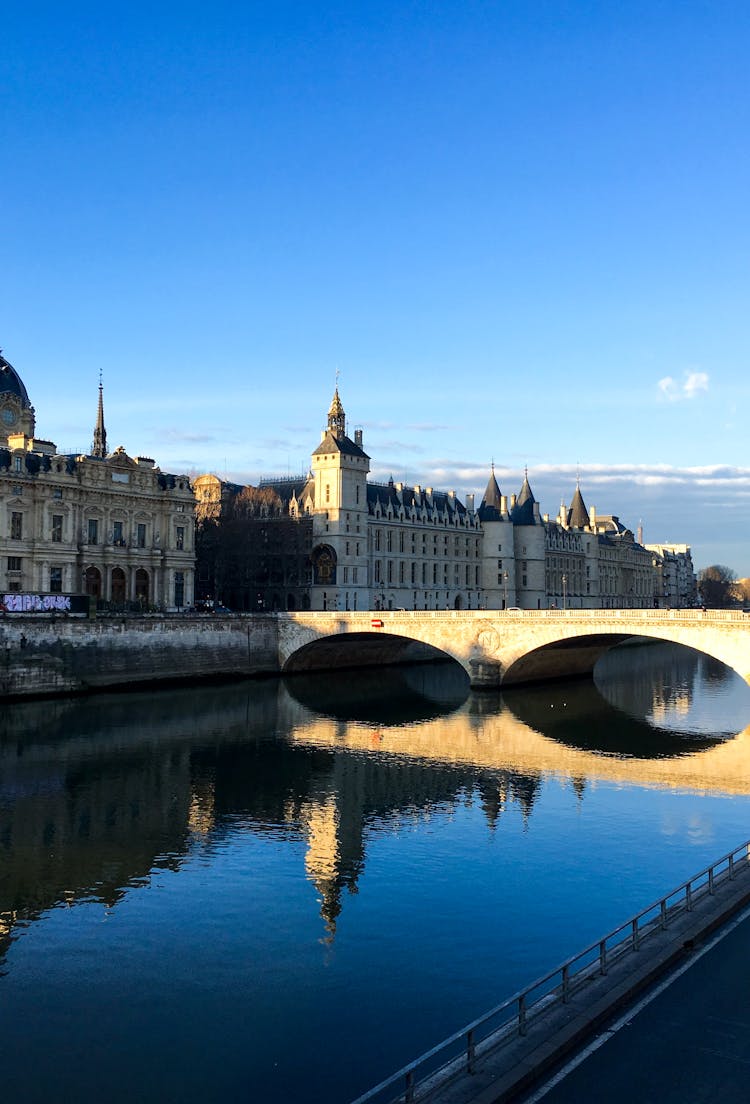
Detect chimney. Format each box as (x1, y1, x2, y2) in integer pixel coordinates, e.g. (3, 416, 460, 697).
(354, 428, 363, 448)
(510, 493, 517, 509)
(466, 493, 474, 512)
(500, 494, 508, 514)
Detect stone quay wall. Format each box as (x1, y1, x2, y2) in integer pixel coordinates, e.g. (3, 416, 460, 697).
(0, 615, 280, 699)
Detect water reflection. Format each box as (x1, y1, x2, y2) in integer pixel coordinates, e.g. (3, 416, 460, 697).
(285, 659, 469, 723)
(2, 644, 750, 960)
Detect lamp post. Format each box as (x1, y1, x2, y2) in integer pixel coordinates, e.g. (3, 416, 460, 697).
(503, 570, 509, 610)
(562, 573, 567, 611)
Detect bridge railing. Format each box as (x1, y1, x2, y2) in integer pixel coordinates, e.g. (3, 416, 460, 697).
(350, 839, 750, 1104)
(282, 608, 750, 623)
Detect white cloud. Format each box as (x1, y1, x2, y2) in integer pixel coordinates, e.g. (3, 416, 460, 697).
(657, 370, 709, 401)
(683, 371, 709, 398)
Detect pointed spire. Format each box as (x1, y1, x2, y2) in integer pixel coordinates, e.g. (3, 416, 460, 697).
(327, 386, 346, 439)
(92, 371, 107, 458)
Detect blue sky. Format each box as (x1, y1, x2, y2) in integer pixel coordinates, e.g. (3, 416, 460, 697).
(3, 1, 749, 573)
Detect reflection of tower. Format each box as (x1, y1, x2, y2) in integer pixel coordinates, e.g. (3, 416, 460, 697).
(188, 779, 216, 836)
(300, 795, 347, 939)
(297, 757, 367, 941)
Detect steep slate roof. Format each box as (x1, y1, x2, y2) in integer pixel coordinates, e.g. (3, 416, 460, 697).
(510, 471, 537, 525)
(0, 352, 31, 405)
(477, 466, 503, 522)
(567, 485, 590, 529)
(260, 475, 316, 504)
(312, 431, 370, 459)
(367, 480, 467, 518)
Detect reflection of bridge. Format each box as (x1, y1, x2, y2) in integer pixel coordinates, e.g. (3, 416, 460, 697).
(278, 609, 750, 688)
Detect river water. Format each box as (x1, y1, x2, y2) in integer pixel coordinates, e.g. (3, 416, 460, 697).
(1, 642, 750, 1103)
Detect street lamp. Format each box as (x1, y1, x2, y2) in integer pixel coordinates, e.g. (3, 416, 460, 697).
(562, 573, 568, 611)
(503, 570, 509, 610)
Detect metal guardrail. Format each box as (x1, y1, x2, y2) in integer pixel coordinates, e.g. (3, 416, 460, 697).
(351, 840, 750, 1104)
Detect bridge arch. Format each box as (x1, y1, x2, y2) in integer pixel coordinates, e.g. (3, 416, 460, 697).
(281, 630, 469, 680)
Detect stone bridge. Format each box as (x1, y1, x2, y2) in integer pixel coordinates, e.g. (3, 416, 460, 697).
(277, 609, 750, 689)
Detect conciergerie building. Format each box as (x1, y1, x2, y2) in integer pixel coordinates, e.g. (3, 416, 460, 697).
(195, 389, 695, 613)
(0, 352, 195, 610)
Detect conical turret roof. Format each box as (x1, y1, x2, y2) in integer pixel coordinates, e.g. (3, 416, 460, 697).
(567, 484, 590, 529)
(477, 465, 503, 521)
(510, 469, 537, 525)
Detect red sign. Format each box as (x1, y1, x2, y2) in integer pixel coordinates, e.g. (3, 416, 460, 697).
(370, 619, 384, 628)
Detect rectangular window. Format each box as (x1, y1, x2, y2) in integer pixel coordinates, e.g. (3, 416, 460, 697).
(387, 531, 393, 552)
(174, 571, 185, 607)
(52, 514, 63, 542)
(399, 561, 404, 583)
(113, 520, 124, 546)
(137, 523, 146, 548)
(50, 567, 63, 593)
(375, 530, 381, 551)
(399, 532, 404, 552)
(374, 560, 381, 584)
(14, 456, 22, 472)
(88, 518, 98, 545)
(343, 567, 349, 583)
(53, 488, 62, 499)
(11, 485, 22, 495)
(497, 559, 502, 569)
(7, 556, 22, 571)
(352, 567, 358, 583)
(176, 525, 185, 551)
(10, 512, 22, 540)
(522, 574, 528, 587)
(387, 560, 393, 583)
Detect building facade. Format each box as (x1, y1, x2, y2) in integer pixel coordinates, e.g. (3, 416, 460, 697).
(0, 353, 195, 610)
(196, 389, 695, 612)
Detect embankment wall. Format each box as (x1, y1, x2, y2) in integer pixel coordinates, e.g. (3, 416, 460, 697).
(0, 616, 280, 698)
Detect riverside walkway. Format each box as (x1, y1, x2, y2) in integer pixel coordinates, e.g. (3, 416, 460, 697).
(351, 842, 750, 1104)
(520, 900, 750, 1104)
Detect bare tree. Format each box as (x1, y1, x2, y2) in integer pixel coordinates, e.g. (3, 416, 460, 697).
(697, 565, 740, 608)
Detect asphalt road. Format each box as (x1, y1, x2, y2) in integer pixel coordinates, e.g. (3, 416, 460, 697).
(523, 906, 750, 1104)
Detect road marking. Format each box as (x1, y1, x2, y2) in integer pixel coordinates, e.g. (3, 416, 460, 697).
(522, 899, 750, 1102)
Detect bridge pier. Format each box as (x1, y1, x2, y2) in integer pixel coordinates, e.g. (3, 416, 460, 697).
(469, 659, 504, 690)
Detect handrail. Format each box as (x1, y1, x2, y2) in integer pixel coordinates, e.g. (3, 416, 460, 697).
(351, 840, 750, 1104)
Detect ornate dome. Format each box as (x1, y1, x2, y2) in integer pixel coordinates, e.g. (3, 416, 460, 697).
(0, 352, 31, 405)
